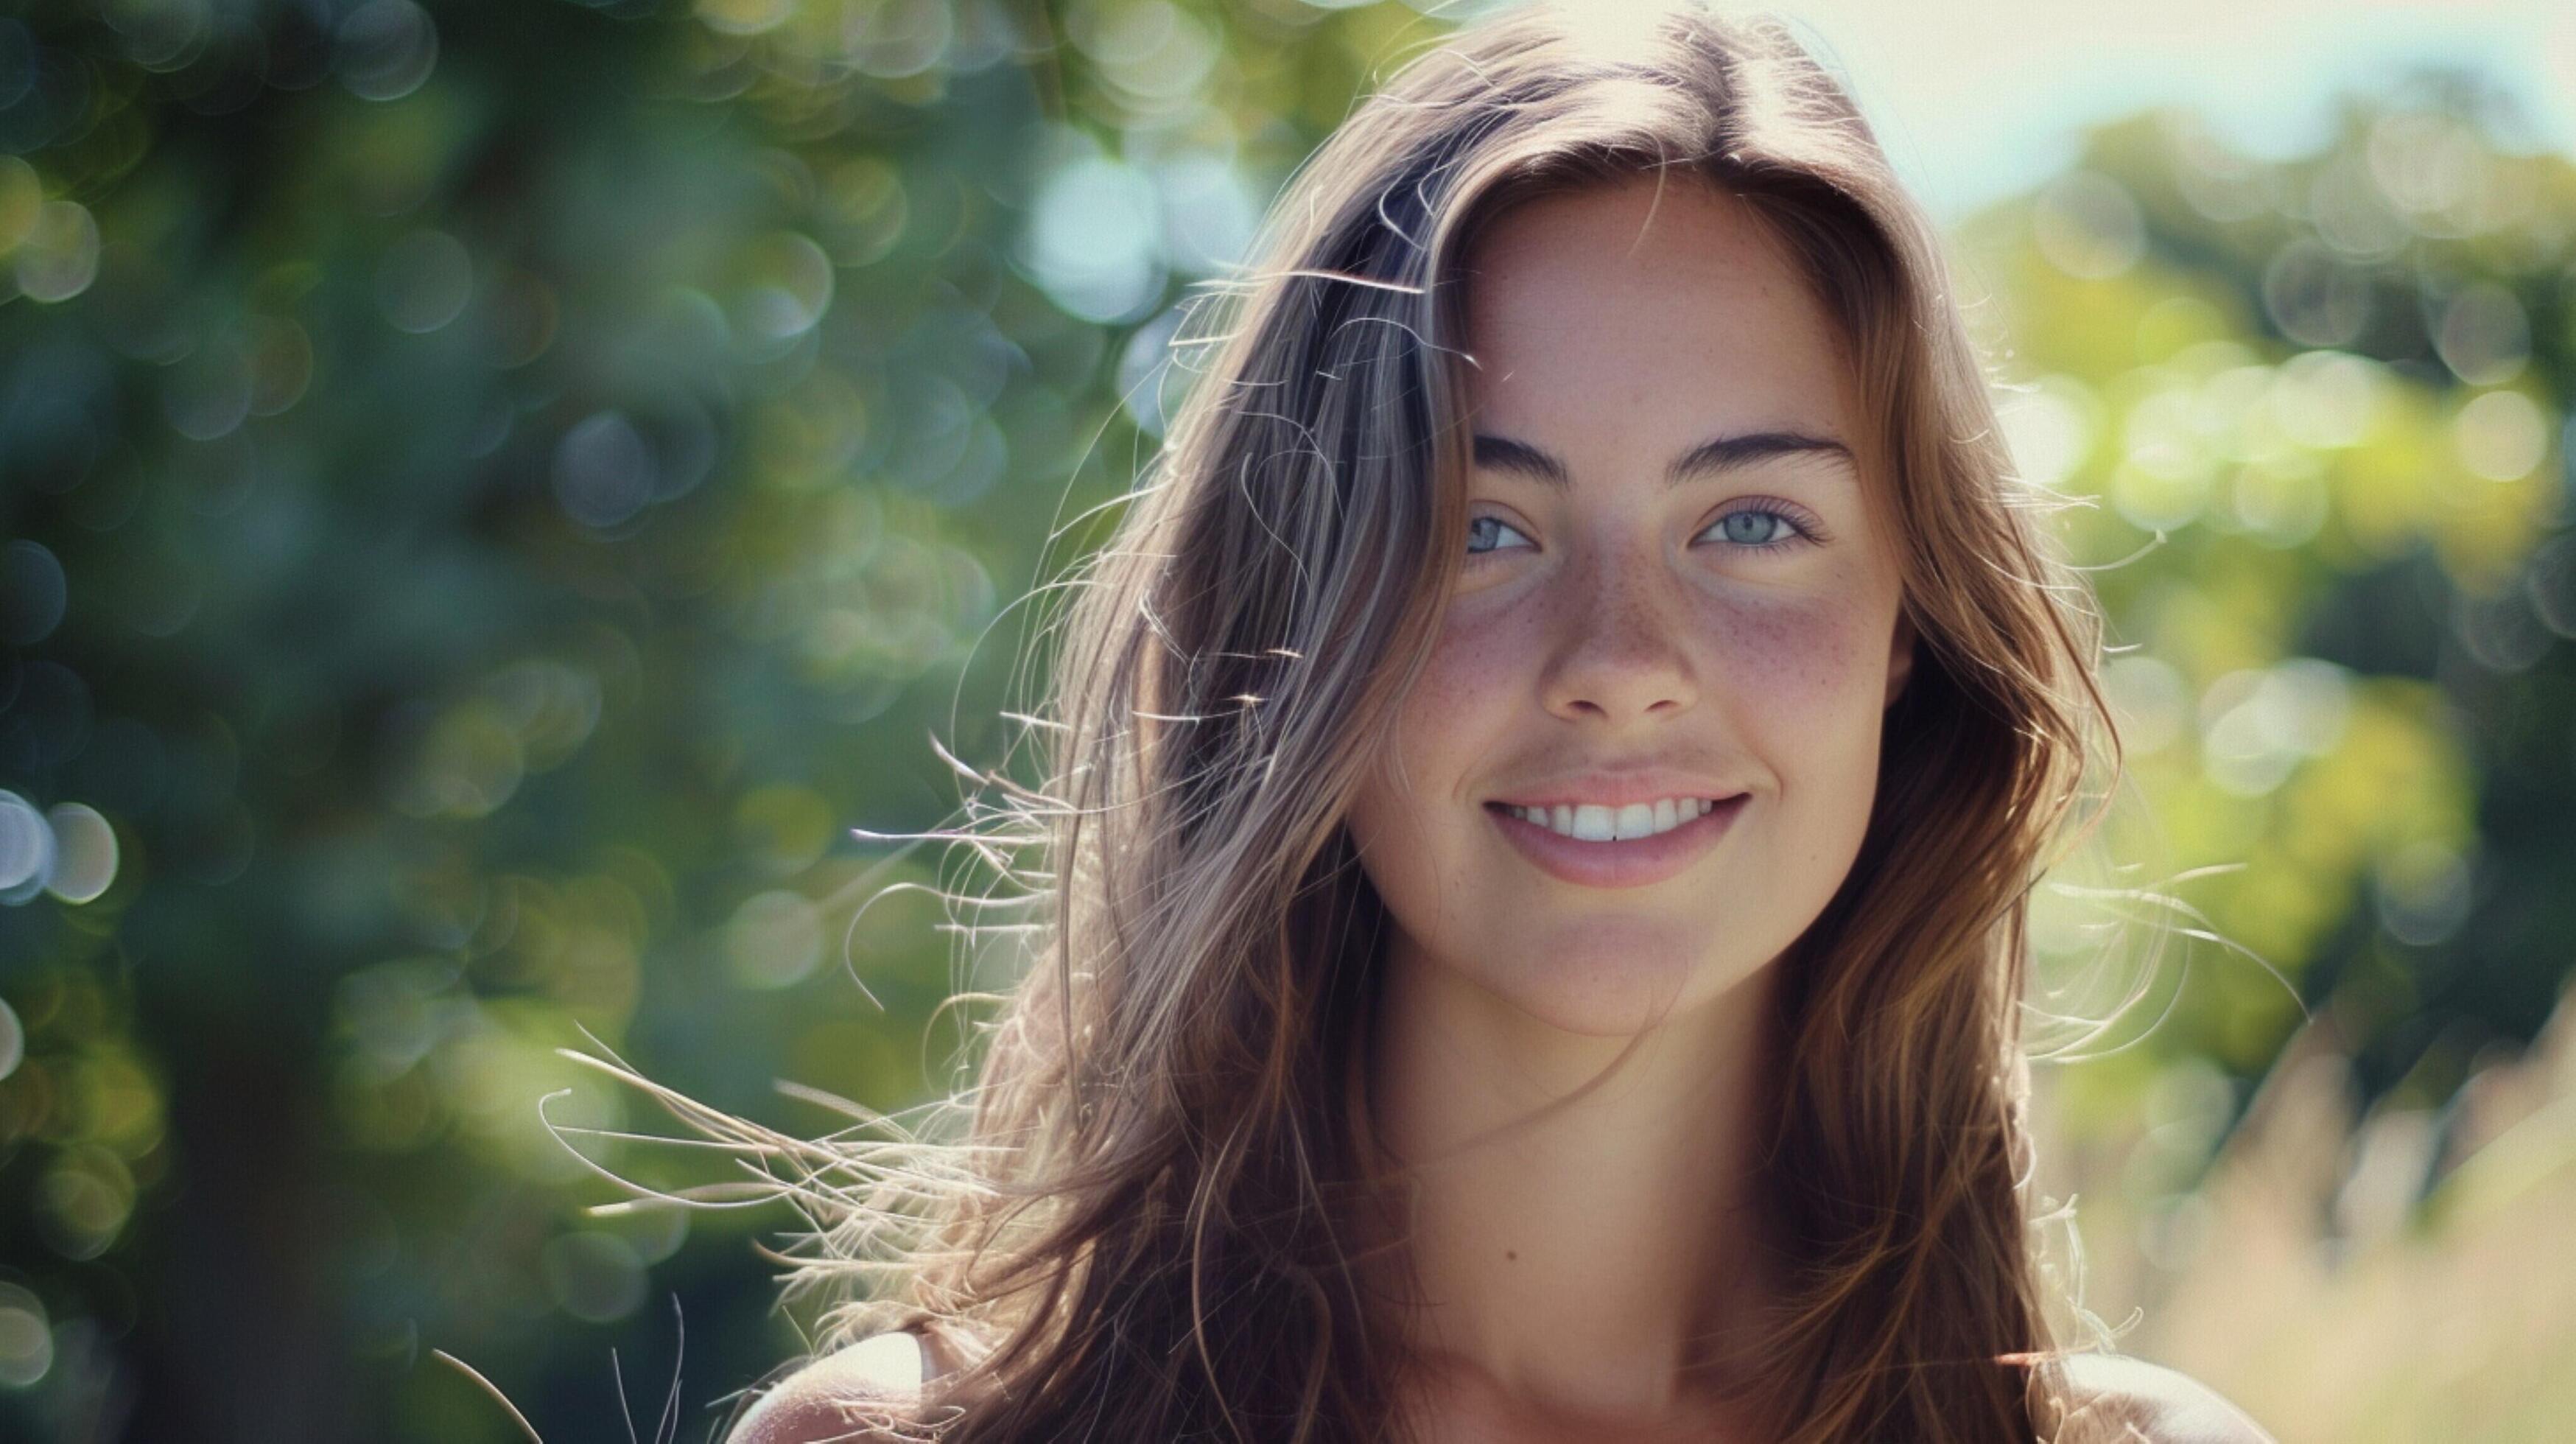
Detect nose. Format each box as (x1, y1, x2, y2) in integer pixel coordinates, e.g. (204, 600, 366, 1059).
(1539, 549, 1699, 725)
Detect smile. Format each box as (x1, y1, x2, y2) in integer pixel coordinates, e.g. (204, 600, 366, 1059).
(1484, 794, 1749, 889)
(1498, 797, 1716, 841)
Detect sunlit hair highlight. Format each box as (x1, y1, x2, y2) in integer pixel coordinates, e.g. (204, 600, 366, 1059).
(579, 4, 2138, 1440)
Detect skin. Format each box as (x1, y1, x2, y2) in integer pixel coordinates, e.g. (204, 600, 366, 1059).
(717, 172, 2277, 1444)
(1338, 172, 1914, 1439)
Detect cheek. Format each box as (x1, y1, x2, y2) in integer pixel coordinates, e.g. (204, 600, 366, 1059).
(1694, 589, 1893, 884)
(1383, 601, 1545, 791)
(1343, 608, 1532, 916)
(1695, 587, 1886, 733)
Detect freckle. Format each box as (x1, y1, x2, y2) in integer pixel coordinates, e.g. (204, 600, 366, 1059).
(1505, 1250, 1517, 1261)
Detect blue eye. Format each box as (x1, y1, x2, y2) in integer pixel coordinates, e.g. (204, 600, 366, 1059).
(1466, 514, 1535, 556)
(1702, 507, 1809, 550)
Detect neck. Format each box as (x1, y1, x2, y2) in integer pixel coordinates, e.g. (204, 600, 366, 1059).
(1356, 939, 1789, 1429)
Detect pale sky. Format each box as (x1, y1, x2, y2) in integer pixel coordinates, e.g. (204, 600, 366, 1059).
(1508, 0, 2576, 225)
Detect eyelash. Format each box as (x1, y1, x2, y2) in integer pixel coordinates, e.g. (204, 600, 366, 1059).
(1463, 503, 1822, 559)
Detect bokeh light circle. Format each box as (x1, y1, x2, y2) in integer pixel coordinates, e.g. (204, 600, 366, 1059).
(729, 231, 835, 345)
(552, 410, 659, 530)
(113, 0, 215, 72)
(0, 539, 68, 645)
(695, 0, 794, 37)
(0, 1282, 52, 1387)
(0, 155, 41, 250)
(2032, 170, 2147, 280)
(725, 889, 823, 989)
(2435, 283, 2531, 387)
(2102, 653, 2191, 757)
(2376, 839, 2474, 946)
(841, 0, 955, 80)
(162, 336, 256, 440)
(1995, 374, 2099, 491)
(336, 0, 438, 102)
(0, 789, 57, 900)
(2529, 533, 2576, 639)
(540, 1231, 647, 1323)
(376, 229, 474, 334)
(43, 803, 119, 904)
(2454, 390, 2549, 482)
(2262, 239, 2370, 348)
(1022, 154, 1164, 323)
(13, 199, 101, 303)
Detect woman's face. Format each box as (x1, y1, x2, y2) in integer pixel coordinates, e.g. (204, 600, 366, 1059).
(1343, 175, 1915, 1037)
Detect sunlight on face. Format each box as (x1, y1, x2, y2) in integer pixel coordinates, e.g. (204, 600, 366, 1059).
(1343, 173, 1915, 1037)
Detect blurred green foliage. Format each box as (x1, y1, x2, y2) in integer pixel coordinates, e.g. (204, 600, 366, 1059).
(0, 2, 2568, 1440)
(1978, 90, 2576, 1128)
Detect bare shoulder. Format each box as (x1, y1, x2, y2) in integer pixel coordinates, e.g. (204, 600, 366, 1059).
(724, 1330, 934, 1444)
(2043, 1352, 2277, 1444)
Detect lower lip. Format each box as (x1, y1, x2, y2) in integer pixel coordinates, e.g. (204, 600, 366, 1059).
(1486, 797, 1749, 889)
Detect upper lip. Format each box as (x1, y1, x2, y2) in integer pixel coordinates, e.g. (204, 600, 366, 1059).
(1487, 771, 1748, 810)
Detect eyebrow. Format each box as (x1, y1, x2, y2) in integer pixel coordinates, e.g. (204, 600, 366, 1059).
(1470, 429, 1858, 489)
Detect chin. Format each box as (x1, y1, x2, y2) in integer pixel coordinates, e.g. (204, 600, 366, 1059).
(1475, 917, 1758, 1037)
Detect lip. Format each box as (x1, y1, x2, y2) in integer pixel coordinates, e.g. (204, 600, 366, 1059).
(1487, 794, 1749, 889)
(1489, 771, 1744, 810)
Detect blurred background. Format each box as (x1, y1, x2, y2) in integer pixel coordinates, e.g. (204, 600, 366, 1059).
(1, 0, 2572, 1439)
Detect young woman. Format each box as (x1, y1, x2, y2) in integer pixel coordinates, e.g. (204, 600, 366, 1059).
(715, 4, 2275, 1440)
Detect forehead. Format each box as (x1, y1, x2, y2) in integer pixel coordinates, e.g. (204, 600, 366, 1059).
(1456, 175, 1857, 442)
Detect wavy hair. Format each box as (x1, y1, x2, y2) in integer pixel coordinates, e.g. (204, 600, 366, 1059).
(617, 5, 2128, 1440)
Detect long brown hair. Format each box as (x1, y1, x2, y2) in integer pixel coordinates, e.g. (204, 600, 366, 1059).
(634, 4, 2123, 1440)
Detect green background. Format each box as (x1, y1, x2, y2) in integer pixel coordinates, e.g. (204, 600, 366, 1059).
(2, 1, 2571, 1439)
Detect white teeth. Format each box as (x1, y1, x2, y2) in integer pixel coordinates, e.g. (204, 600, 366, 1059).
(1509, 796, 1721, 841)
